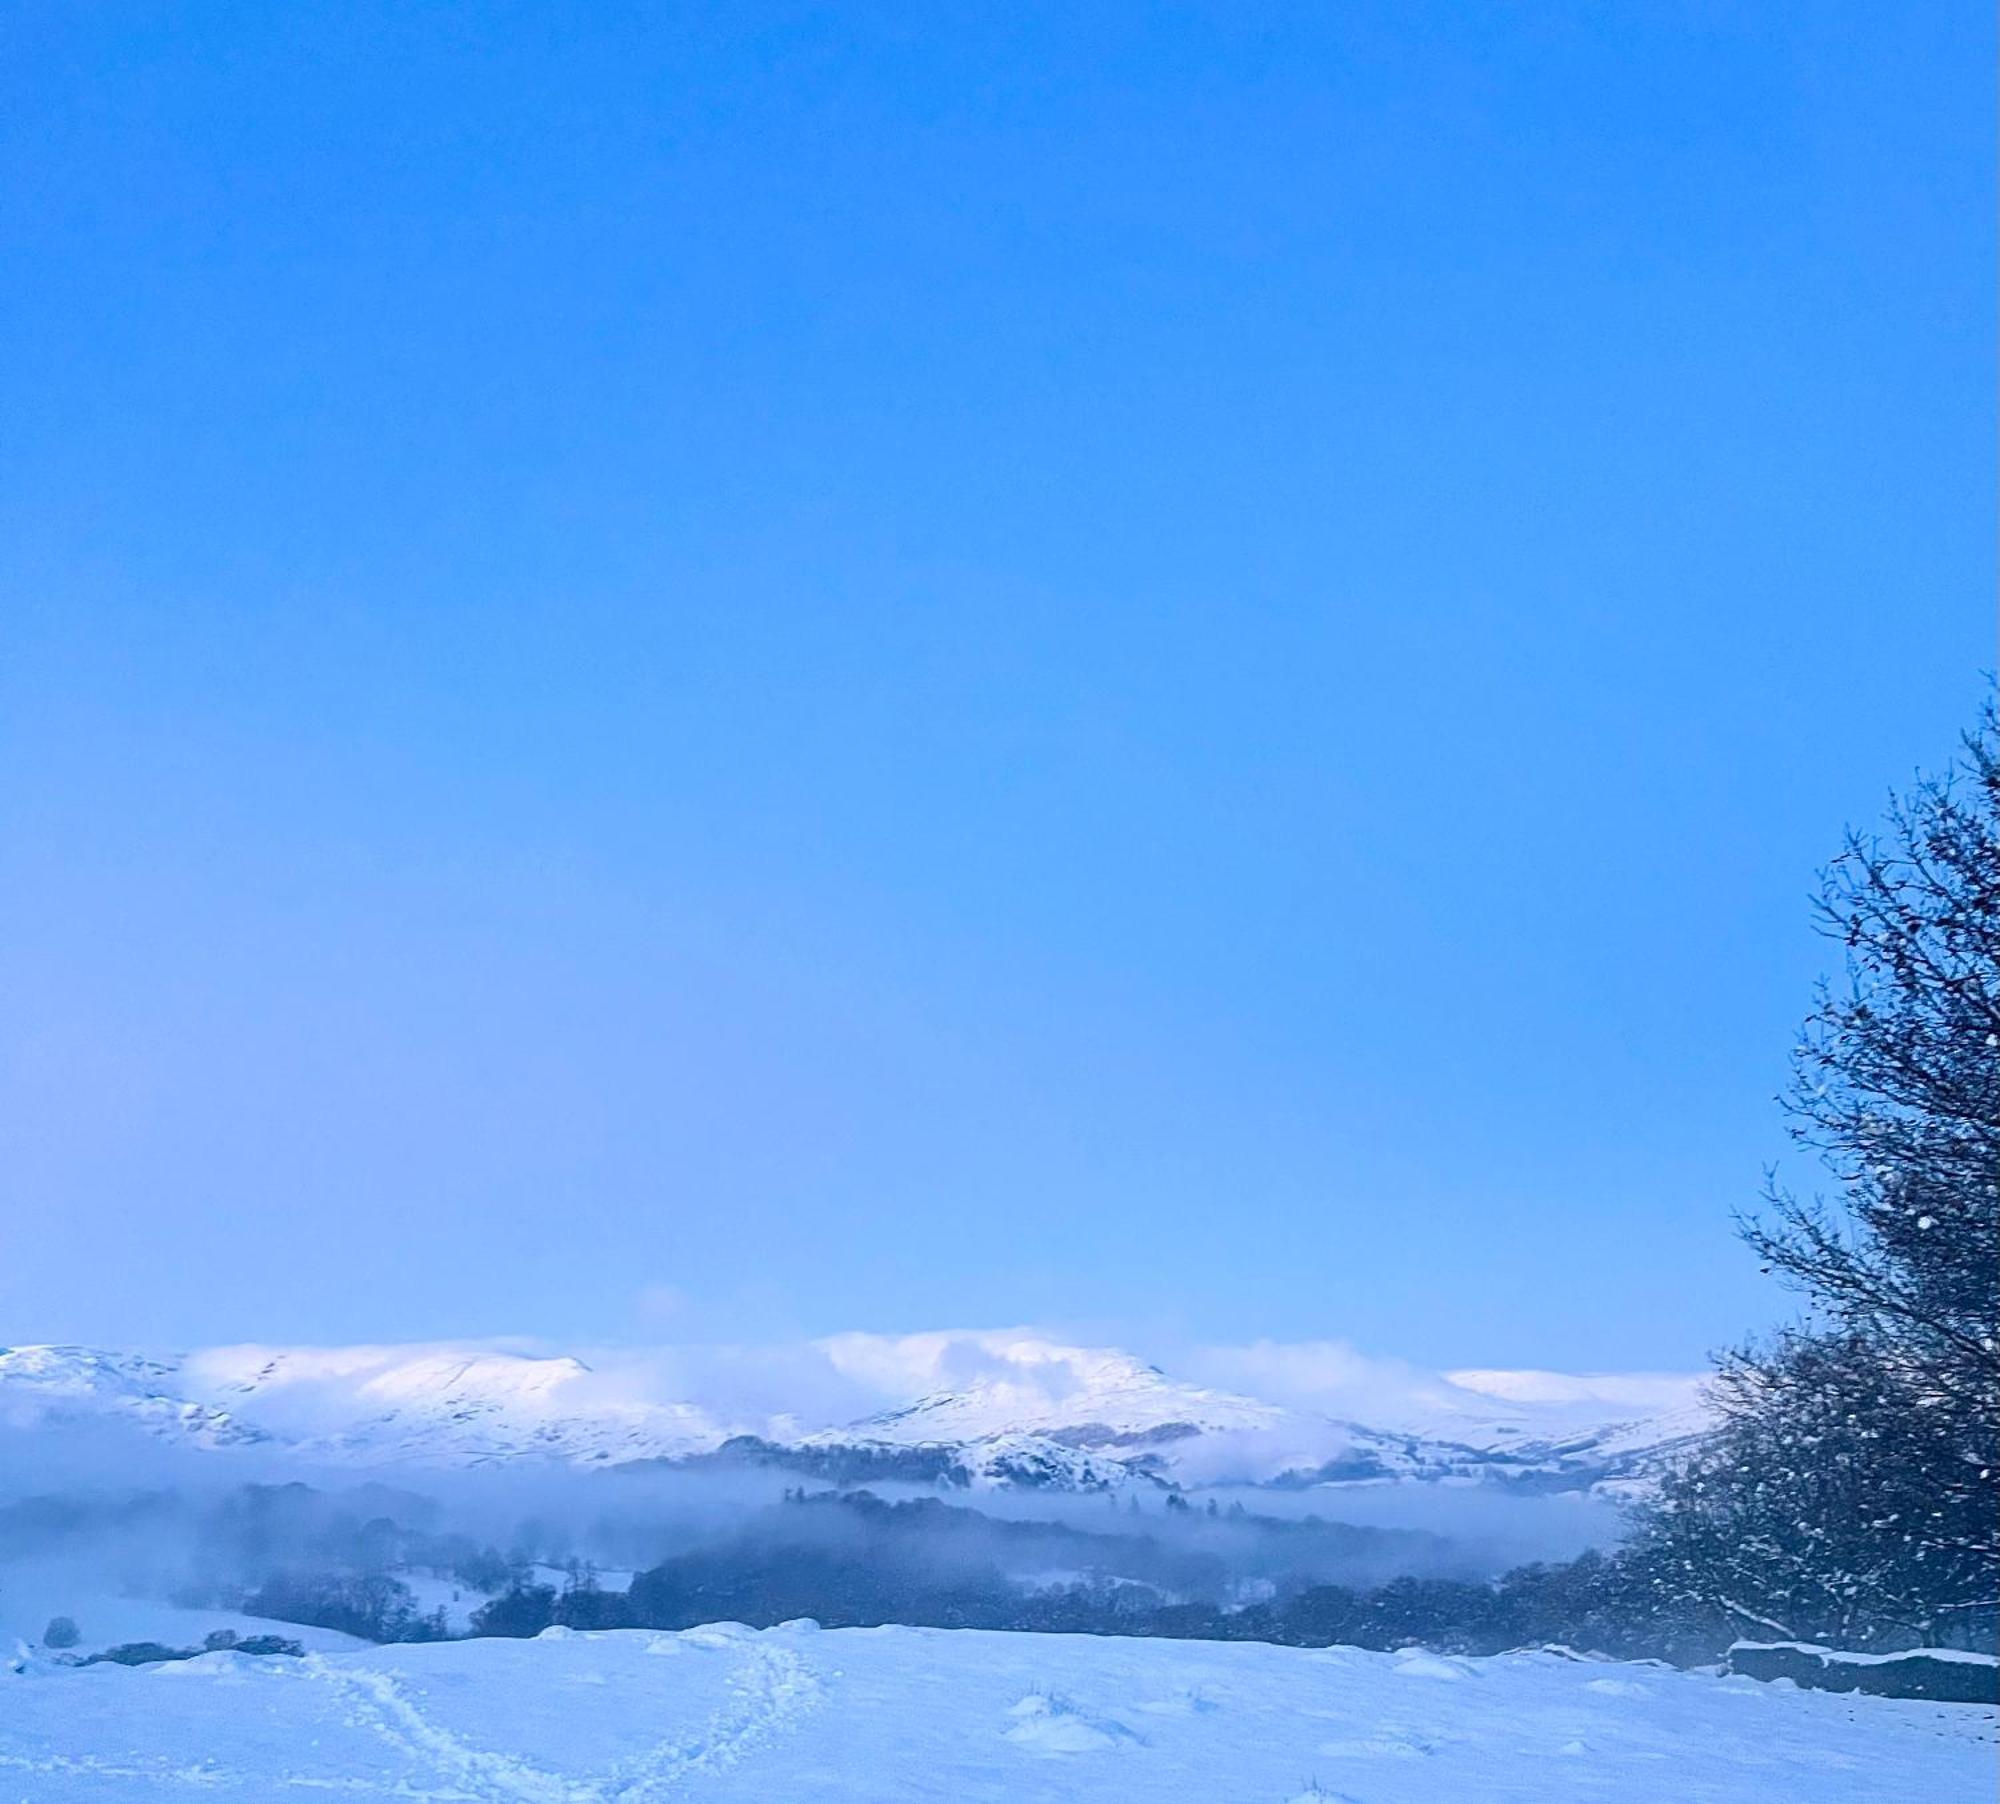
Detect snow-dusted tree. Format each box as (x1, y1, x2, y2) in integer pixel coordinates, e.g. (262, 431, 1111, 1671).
(1745, 705, 2000, 1423)
(1649, 709, 1999, 1650)
(1639, 1329, 1992, 1647)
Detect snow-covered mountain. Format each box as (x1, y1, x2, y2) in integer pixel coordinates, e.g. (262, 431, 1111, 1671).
(0, 1343, 722, 1468)
(0, 1332, 1710, 1495)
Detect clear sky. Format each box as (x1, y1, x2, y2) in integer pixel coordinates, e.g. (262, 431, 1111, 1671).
(1, 4, 1990, 1369)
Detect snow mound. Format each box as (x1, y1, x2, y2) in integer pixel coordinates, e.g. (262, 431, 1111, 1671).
(1391, 1648, 1475, 1681)
(1003, 1692, 1141, 1753)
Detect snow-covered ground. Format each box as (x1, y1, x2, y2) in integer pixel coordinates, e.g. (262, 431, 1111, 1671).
(2, 1620, 1989, 1801)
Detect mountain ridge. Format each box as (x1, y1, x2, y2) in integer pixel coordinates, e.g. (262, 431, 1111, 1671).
(0, 1334, 1711, 1496)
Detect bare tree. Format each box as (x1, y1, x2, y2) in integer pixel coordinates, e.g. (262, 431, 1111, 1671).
(1641, 705, 2000, 1649)
(1742, 704, 1999, 1416)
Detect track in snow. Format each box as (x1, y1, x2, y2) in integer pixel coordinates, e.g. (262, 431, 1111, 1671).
(309, 1634, 825, 1802)
(0, 1635, 826, 1803)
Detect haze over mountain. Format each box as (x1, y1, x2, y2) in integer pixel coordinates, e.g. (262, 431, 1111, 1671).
(0, 1331, 1709, 1497)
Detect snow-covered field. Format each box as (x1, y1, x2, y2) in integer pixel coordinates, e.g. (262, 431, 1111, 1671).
(2, 1621, 1990, 1801)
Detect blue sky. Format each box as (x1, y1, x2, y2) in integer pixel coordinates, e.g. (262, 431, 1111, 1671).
(1, 3, 1990, 1368)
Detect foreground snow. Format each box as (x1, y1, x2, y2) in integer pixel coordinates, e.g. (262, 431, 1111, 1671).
(3, 1623, 1991, 1801)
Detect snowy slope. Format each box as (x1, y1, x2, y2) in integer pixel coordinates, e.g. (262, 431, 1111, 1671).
(0, 1333, 1711, 1494)
(1435, 1369, 1714, 1463)
(182, 1344, 724, 1465)
(804, 1332, 1293, 1491)
(825, 1333, 1287, 1442)
(0, 1346, 268, 1452)
(2, 1620, 1989, 1801)
(0, 1343, 723, 1468)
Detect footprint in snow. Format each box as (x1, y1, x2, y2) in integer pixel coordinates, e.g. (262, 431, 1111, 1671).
(1137, 1688, 1220, 1716)
(1316, 1731, 1432, 1759)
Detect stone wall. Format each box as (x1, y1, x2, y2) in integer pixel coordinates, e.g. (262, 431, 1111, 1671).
(1728, 1640, 1998, 1705)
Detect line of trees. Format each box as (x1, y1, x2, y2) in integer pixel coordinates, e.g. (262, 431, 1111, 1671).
(463, 1541, 1695, 1654)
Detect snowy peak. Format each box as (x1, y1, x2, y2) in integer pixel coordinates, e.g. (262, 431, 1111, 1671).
(821, 1331, 1285, 1446)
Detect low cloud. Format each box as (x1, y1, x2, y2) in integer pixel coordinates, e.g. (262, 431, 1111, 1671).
(3, 1330, 1707, 1484)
